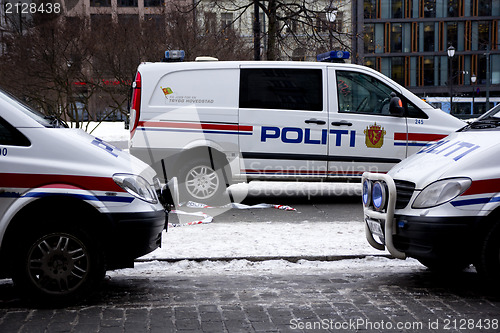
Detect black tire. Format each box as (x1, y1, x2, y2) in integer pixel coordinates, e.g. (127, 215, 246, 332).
(11, 225, 105, 305)
(476, 222, 500, 283)
(178, 157, 227, 205)
(417, 258, 470, 272)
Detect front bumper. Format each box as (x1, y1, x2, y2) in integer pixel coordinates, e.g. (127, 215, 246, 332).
(104, 209, 167, 269)
(392, 215, 481, 261)
(362, 172, 483, 262)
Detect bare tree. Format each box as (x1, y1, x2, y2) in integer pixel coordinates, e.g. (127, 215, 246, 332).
(195, 0, 351, 60)
(0, 5, 251, 128)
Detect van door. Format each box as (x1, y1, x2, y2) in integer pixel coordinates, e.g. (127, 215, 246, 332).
(327, 68, 408, 176)
(239, 66, 328, 179)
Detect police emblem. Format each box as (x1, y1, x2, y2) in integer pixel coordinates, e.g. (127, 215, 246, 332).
(364, 123, 386, 148)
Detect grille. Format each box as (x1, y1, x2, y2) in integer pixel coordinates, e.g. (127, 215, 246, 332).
(394, 180, 416, 209)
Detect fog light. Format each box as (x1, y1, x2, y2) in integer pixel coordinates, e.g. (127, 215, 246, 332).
(372, 181, 387, 211)
(362, 179, 372, 207)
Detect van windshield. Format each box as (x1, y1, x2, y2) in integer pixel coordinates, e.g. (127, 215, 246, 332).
(0, 90, 63, 128)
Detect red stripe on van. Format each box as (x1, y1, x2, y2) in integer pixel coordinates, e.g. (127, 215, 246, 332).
(138, 121, 253, 132)
(461, 178, 500, 196)
(394, 133, 447, 142)
(0, 173, 125, 192)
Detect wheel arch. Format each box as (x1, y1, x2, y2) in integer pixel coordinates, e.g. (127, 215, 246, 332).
(0, 195, 110, 277)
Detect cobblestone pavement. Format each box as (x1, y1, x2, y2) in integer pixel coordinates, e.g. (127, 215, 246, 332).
(1, 266, 499, 333)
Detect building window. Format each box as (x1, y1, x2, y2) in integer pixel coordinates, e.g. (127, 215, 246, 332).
(423, 56, 435, 86)
(447, 22, 458, 49)
(118, 15, 139, 26)
(221, 13, 233, 31)
(144, 0, 163, 6)
(478, 21, 490, 50)
(447, 0, 459, 17)
(364, 24, 375, 53)
(118, 0, 138, 7)
(239, 69, 323, 111)
(391, 23, 402, 52)
(422, 23, 435, 52)
(422, 0, 436, 17)
(205, 12, 216, 34)
(364, 0, 377, 19)
(392, 0, 403, 18)
(477, 0, 492, 16)
(251, 12, 265, 35)
(316, 13, 329, 33)
(90, 0, 111, 7)
(392, 57, 404, 84)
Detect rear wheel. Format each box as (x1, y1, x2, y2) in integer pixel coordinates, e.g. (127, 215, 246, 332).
(12, 226, 105, 305)
(178, 158, 227, 204)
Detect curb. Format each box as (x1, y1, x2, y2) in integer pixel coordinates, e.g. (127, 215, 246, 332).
(136, 254, 394, 264)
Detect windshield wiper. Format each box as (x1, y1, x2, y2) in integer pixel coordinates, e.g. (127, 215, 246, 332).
(44, 115, 69, 128)
(467, 118, 500, 130)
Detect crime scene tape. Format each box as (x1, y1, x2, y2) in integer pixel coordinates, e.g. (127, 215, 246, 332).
(180, 201, 297, 211)
(168, 201, 297, 227)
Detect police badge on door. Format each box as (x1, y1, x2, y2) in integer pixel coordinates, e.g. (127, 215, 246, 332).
(364, 123, 386, 148)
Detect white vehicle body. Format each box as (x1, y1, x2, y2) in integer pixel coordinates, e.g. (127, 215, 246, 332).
(363, 103, 500, 280)
(129, 60, 464, 203)
(0, 89, 166, 303)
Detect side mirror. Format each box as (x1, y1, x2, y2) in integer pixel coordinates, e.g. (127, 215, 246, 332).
(389, 94, 405, 116)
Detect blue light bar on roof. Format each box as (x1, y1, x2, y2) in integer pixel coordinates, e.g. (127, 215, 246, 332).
(163, 50, 185, 62)
(316, 51, 350, 62)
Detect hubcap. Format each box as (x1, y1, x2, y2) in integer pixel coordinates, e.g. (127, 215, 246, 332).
(27, 233, 89, 295)
(185, 165, 220, 200)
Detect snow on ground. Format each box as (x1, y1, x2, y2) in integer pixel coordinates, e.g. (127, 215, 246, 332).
(86, 122, 423, 276)
(146, 222, 384, 260)
(71, 121, 129, 142)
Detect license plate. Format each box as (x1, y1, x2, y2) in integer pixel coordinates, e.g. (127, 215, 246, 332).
(366, 219, 384, 239)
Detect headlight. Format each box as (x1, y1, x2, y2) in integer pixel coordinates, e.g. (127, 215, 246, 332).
(362, 179, 372, 207)
(372, 181, 387, 211)
(412, 177, 471, 209)
(113, 174, 158, 204)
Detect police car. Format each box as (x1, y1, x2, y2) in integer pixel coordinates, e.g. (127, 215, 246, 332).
(0, 89, 168, 304)
(129, 52, 465, 204)
(363, 103, 500, 281)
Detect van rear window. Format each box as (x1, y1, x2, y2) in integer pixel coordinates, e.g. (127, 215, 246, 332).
(239, 68, 323, 111)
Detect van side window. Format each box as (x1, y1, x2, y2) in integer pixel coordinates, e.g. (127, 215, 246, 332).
(336, 71, 394, 115)
(0, 117, 30, 146)
(406, 101, 429, 119)
(240, 68, 323, 111)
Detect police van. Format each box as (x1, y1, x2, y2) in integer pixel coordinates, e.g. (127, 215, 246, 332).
(0, 89, 167, 303)
(363, 103, 500, 281)
(129, 54, 465, 204)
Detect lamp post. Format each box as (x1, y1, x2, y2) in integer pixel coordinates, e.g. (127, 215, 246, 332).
(447, 46, 455, 114)
(471, 74, 477, 115)
(326, 4, 337, 50)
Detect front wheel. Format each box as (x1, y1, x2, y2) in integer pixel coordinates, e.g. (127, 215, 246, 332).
(417, 258, 470, 272)
(12, 228, 105, 305)
(476, 222, 500, 283)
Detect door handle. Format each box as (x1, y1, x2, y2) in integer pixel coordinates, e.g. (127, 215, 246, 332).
(305, 119, 326, 125)
(331, 121, 353, 126)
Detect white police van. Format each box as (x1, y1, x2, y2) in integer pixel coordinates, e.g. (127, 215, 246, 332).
(0, 89, 168, 304)
(129, 53, 465, 203)
(363, 103, 500, 281)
